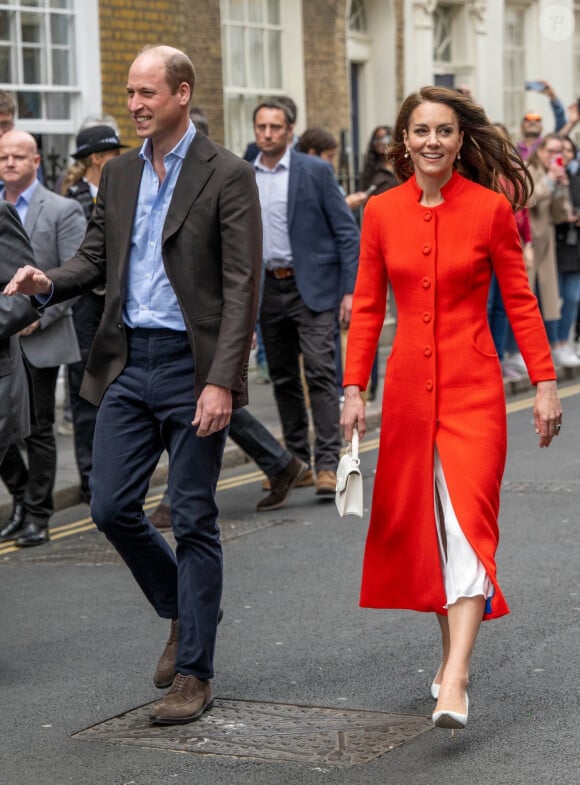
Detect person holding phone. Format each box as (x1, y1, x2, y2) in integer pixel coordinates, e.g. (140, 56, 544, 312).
(518, 80, 567, 160)
(524, 134, 576, 367)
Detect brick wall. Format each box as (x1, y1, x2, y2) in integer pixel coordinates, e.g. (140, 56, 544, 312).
(98, 0, 225, 146)
(301, 0, 350, 152)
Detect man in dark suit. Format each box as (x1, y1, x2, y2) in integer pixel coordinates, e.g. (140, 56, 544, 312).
(5, 45, 262, 725)
(0, 202, 39, 469)
(252, 100, 360, 494)
(0, 130, 86, 547)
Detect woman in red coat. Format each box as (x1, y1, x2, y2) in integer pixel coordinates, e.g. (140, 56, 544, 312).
(341, 87, 562, 732)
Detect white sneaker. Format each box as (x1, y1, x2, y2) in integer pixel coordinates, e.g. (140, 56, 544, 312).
(502, 352, 527, 378)
(553, 343, 580, 368)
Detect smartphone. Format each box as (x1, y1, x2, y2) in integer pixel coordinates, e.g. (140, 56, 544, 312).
(525, 80, 545, 92)
(364, 184, 378, 196)
(552, 154, 564, 168)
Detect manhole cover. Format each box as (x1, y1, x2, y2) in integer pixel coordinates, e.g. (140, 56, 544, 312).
(73, 698, 431, 766)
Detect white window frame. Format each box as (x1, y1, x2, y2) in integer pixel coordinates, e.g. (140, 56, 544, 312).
(221, 0, 305, 156)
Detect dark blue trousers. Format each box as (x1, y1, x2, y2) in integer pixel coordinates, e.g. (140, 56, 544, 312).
(90, 328, 227, 680)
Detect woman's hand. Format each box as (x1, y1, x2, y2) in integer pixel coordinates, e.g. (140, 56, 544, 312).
(340, 385, 367, 441)
(534, 380, 562, 447)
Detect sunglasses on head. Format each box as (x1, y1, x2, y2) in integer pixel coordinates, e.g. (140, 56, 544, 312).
(524, 113, 542, 122)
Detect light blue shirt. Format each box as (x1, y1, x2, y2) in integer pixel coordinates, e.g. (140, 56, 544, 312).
(124, 121, 197, 330)
(1, 179, 39, 225)
(253, 147, 293, 269)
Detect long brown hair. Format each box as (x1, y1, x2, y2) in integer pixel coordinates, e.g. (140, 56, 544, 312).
(389, 86, 533, 210)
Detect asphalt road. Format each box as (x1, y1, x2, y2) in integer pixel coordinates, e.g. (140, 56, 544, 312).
(1, 384, 579, 785)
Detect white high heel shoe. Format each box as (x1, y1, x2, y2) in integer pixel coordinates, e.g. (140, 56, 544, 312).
(430, 680, 440, 700)
(432, 693, 469, 730)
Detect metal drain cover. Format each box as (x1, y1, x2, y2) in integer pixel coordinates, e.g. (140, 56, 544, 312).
(73, 698, 431, 766)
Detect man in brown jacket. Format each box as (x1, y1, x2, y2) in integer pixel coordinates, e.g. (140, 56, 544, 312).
(5, 45, 262, 725)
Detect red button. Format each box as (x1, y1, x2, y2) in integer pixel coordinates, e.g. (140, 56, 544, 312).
(424, 211, 432, 221)
(424, 346, 432, 356)
(423, 312, 431, 323)
(421, 277, 431, 288)
(422, 244, 431, 254)
(425, 380, 434, 391)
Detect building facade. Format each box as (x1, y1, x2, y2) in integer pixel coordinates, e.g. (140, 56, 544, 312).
(0, 0, 578, 189)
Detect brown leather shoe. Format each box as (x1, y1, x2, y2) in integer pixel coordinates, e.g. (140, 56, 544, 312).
(149, 502, 171, 530)
(153, 618, 179, 688)
(315, 469, 337, 497)
(149, 674, 213, 725)
(256, 457, 309, 512)
(261, 468, 314, 491)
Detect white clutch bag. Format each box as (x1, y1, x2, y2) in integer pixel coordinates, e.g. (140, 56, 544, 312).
(335, 428, 363, 517)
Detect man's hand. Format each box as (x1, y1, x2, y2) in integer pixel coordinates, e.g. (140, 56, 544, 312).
(192, 384, 232, 437)
(339, 293, 353, 328)
(19, 319, 40, 337)
(3, 264, 52, 296)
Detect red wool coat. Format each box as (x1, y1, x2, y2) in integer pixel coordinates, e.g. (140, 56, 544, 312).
(343, 172, 556, 620)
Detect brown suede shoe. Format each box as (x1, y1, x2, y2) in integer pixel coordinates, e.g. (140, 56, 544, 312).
(149, 502, 171, 530)
(153, 611, 223, 689)
(256, 457, 309, 512)
(315, 469, 337, 497)
(261, 468, 314, 491)
(153, 618, 179, 688)
(149, 674, 213, 725)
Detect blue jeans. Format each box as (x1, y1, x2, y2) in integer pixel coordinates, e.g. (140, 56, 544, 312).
(487, 274, 508, 359)
(90, 328, 227, 680)
(557, 271, 580, 342)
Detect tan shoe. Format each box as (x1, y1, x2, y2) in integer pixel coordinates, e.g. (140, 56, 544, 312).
(315, 469, 337, 496)
(153, 618, 179, 688)
(149, 674, 213, 725)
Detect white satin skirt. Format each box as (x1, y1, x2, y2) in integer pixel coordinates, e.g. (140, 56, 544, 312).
(434, 447, 493, 609)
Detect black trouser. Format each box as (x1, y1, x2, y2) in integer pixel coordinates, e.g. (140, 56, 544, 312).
(0, 364, 60, 527)
(68, 291, 104, 498)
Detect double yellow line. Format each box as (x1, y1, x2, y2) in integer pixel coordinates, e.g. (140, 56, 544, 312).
(2, 383, 577, 556)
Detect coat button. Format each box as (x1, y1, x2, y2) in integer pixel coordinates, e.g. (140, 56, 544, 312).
(421, 277, 431, 288)
(422, 243, 431, 254)
(422, 312, 431, 323)
(116, 322, 123, 330)
(425, 380, 434, 391)
(424, 211, 432, 221)
(424, 346, 432, 356)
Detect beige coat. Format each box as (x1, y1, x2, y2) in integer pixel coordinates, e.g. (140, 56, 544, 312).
(527, 163, 570, 321)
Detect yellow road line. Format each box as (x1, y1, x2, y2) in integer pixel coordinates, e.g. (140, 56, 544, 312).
(1, 384, 577, 554)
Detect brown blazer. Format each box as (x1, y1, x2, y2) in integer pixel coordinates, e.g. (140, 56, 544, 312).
(46, 132, 262, 407)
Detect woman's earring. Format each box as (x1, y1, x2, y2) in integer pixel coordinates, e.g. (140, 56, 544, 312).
(404, 149, 410, 159)
(456, 150, 461, 160)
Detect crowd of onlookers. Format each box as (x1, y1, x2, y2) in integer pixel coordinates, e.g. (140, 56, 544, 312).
(1, 77, 579, 548)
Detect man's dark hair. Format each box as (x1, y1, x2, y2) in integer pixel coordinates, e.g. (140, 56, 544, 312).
(297, 127, 337, 156)
(252, 96, 296, 126)
(0, 90, 16, 117)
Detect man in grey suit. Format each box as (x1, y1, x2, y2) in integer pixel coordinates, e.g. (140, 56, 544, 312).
(5, 45, 261, 725)
(0, 130, 85, 547)
(0, 202, 39, 464)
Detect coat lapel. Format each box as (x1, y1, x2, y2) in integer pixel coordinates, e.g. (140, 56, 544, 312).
(287, 150, 302, 228)
(162, 134, 216, 243)
(23, 184, 45, 237)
